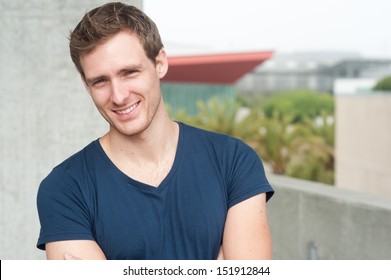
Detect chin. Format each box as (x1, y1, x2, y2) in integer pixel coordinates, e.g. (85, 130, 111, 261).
(114, 121, 151, 137)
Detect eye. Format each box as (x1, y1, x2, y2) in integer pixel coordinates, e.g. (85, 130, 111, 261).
(92, 78, 107, 87)
(122, 69, 138, 78)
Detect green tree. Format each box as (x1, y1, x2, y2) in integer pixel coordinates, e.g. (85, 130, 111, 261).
(259, 91, 335, 183)
(263, 90, 334, 123)
(174, 97, 263, 148)
(373, 75, 391, 91)
(255, 111, 335, 184)
(256, 112, 297, 174)
(285, 114, 335, 184)
(286, 135, 334, 184)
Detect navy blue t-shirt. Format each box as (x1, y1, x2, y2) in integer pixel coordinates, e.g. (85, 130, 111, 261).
(37, 122, 274, 259)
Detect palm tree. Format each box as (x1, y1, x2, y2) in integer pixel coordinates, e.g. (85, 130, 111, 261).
(175, 97, 263, 146)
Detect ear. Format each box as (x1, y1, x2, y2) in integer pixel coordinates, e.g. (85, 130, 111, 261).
(155, 49, 168, 79)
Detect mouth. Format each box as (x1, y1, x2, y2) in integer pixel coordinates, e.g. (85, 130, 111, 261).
(114, 101, 140, 115)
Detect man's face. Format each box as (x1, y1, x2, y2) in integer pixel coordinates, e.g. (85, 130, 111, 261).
(80, 30, 168, 138)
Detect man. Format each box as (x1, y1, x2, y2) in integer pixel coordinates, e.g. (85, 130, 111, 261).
(37, 2, 274, 260)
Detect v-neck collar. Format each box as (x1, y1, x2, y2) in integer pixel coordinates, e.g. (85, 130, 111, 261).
(93, 122, 184, 192)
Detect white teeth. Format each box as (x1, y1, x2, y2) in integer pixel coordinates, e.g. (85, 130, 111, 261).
(115, 102, 138, 115)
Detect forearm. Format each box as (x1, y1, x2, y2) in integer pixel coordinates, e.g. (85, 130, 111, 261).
(221, 194, 272, 260)
(46, 240, 107, 260)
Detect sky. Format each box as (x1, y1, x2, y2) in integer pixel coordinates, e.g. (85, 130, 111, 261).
(144, 0, 391, 58)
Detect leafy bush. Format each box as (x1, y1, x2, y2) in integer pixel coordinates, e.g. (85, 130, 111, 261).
(263, 90, 334, 123)
(173, 97, 264, 147)
(373, 75, 391, 91)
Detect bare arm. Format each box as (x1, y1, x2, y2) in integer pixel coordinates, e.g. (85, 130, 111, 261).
(221, 193, 272, 259)
(46, 240, 107, 260)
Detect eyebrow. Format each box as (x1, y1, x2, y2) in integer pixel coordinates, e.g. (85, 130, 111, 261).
(118, 64, 142, 74)
(85, 64, 143, 86)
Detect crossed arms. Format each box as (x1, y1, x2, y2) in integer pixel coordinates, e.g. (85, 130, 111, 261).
(46, 193, 272, 260)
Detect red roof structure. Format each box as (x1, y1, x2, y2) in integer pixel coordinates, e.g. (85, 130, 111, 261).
(163, 51, 273, 84)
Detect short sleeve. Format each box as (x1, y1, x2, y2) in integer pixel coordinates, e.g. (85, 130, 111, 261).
(36, 167, 94, 250)
(225, 138, 274, 209)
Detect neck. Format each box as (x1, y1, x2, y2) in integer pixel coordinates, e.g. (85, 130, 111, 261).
(101, 116, 179, 165)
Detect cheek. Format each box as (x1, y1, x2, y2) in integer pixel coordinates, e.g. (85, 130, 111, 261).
(89, 90, 110, 108)
(131, 78, 160, 99)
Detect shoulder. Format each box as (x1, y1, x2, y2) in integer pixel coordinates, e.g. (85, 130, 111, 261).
(179, 122, 248, 150)
(53, 140, 100, 174)
(178, 123, 274, 204)
(38, 140, 99, 199)
(179, 122, 262, 174)
(180, 123, 258, 164)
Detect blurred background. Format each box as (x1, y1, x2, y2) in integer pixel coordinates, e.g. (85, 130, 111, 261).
(1, 0, 390, 259)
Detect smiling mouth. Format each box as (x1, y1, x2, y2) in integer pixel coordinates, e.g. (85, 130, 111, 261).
(114, 101, 140, 115)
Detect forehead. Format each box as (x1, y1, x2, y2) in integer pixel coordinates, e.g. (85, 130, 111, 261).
(80, 31, 149, 76)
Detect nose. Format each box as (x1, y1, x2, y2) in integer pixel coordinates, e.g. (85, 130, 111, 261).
(110, 80, 128, 105)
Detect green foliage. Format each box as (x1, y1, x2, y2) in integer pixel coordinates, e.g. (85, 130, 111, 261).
(373, 75, 391, 91)
(256, 112, 296, 174)
(174, 98, 263, 147)
(236, 93, 267, 108)
(284, 117, 335, 184)
(263, 90, 334, 123)
(255, 111, 334, 184)
(286, 135, 334, 184)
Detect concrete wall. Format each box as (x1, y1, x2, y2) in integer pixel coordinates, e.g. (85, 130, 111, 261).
(335, 93, 391, 198)
(267, 174, 391, 259)
(0, 0, 142, 260)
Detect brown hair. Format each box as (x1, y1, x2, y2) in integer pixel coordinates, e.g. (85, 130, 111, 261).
(69, 2, 164, 77)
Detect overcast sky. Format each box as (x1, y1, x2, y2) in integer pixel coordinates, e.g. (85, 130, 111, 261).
(144, 0, 391, 58)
